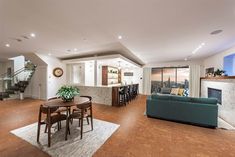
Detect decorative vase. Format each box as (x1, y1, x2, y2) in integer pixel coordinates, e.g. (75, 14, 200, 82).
(62, 97, 74, 102)
(19, 92, 24, 100)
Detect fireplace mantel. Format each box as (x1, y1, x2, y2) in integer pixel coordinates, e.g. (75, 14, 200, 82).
(200, 78, 235, 127)
(201, 76, 235, 80)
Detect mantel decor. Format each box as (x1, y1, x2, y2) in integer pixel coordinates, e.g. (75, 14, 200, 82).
(200, 76, 235, 80)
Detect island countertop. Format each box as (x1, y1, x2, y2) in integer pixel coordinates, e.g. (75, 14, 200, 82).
(75, 84, 139, 106)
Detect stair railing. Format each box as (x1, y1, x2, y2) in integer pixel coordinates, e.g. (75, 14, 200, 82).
(0, 63, 37, 93)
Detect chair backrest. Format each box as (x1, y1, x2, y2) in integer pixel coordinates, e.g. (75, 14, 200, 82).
(124, 86, 128, 94)
(76, 101, 92, 110)
(80, 95, 92, 101)
(40, 105, 58, 114)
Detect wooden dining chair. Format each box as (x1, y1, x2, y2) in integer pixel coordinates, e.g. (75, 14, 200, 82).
(71, 96, 92, 124)
(65, 100, 93, 140)
(45, 96, 68, 131)
(48, 96, 68, 114)
(37, 104, 67, 147)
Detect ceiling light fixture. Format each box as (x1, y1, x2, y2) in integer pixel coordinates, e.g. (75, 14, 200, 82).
(210, 30, 223, 35)
(184, 58, 188, 61)
(118, 35, 122, 39)
(5, 43, 10, 47)
(74, 48, 78, 52)
(30, 33, 36, 38)
(192, 42, 206, 54)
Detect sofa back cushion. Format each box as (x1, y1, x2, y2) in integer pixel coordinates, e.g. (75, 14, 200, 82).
(171, 95, 192, 102)
(151, 93, 217, 105)
(160, 88, 171, 94)
(190, 97, 217, 105)
(151, 93, 172, 100)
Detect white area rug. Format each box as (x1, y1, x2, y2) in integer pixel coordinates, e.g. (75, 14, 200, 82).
(11, 119, 120, 157)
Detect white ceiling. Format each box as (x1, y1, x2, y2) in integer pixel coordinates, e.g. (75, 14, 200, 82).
(97, 58, 139, 69)
(1, 0, 235, 65)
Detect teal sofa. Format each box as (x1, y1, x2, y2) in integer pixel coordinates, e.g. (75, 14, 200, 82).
(146, 94, 218, 127)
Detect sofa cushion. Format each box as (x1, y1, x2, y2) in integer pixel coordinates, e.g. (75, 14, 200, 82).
(151, 93, 172, 100)
(170, 88, 179, 95)
(171, 95, 191, 102)
(190, 97, 217, 105)
(160, 88, 171, 94)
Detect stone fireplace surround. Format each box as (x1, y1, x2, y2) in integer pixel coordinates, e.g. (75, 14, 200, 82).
(201, 77, 235, 127)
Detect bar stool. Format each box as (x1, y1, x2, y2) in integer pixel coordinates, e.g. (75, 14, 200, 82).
(128, 85, 134, 101)
(119, 86, 128, 106)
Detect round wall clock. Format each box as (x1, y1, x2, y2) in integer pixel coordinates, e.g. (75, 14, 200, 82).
(53, 67, 63, 77)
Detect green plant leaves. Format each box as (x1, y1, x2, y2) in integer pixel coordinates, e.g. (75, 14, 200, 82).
(56, 86, 79, 101)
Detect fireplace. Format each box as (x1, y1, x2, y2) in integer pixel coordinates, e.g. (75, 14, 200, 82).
(208, 88, 222, 105)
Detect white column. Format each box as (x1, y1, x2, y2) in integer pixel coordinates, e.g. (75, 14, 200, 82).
(94, 60, 97, 86)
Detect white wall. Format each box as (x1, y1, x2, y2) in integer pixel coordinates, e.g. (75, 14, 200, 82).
(203, 46, 235, 72)
(0, 60, 14, 75)
(11, 56, 25, 82)
(37, 54, 67, 99)
(66, 61, 94, 86)
(121, 68, 143, 94)
(85, 61, 95, 86)
(24, 66, 47, 99)
(97, 64, 102, 86)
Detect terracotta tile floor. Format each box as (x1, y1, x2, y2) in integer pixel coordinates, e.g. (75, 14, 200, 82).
(1, 95, 235, 157)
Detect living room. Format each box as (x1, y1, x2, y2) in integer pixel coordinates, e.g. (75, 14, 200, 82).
(1, 0, 235, 157)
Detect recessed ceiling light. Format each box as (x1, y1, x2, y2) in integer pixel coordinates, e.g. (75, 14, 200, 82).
(184, 58, 188, 61)
(30, 33, 36, 38)
(74, 48, 78, 51)
(5, 44, 10, 47)
(118, 35, 122, 39)
(210, 30, 223, 35)
(192, 42, 206, 54)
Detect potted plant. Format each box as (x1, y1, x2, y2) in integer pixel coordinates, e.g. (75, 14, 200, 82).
(213, 69, 226, 77)
(56, 86, 79, 102)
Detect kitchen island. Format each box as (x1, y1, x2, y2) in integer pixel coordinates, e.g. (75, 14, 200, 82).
(76, 84, 139, 106)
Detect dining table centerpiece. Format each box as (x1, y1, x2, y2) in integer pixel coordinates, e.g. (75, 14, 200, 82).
(56, 85, 80, 102)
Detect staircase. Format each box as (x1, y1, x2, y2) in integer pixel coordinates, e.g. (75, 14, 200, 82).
(0, 61, 37, 100)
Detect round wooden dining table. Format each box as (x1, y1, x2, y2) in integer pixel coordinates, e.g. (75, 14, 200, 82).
(44, 96, 90, 108)
(37, 96, 91, 146)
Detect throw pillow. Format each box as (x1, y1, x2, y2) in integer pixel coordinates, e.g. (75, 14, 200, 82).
(160, 88, 171, 94)
(183, 88, 189, 96)
(170, 88, 179, 95)
(178, 88, 184, 96)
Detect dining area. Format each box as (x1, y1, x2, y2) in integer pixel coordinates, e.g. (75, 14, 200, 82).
(37, 95, 93, 147)
(10, 85, 120, 157)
